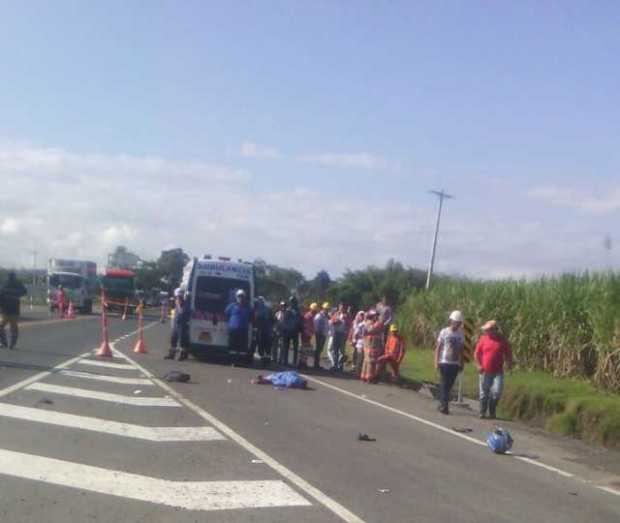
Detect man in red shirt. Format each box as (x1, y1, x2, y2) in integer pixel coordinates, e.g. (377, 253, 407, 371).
(474, 320, 513, 419)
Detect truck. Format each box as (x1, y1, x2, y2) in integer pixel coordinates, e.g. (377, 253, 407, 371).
(180, 256, 255, 362)
(47, 259, 97, 314)
(100, 268, 138, 314)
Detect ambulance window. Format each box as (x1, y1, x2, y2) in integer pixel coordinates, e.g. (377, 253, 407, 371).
(194, 277, 251, 313)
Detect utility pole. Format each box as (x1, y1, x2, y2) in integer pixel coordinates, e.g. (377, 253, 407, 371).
(425, 190, 454, 290)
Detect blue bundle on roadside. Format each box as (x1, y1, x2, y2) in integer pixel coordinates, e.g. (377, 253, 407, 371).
(487, 428, 513, 454)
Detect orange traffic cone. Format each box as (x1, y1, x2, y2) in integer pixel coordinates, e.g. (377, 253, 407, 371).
(97, 291, 113, 357)
(133, 303, 148, 354)
(66, 301, 76, 320)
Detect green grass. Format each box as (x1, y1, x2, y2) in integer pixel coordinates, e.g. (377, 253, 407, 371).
(400, 348, 620, 448)
(397, 272, 620, 391)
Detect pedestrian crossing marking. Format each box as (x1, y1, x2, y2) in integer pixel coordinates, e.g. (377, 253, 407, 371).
(0, 449, 310, 511)
(77, 359, 137, 370)
(26, 382, 181, 407)
(58, 370, 153, 385)
(0, 403, 225, 441)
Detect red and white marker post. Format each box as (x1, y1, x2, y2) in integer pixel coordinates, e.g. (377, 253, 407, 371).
(96, 290, 113, 357)
(133, 301, 148, 354)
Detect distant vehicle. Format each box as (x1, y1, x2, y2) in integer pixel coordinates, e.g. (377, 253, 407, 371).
(101, 268, 138, 313)
(47, 258, 97, 314)
(181, 256, 255, 361)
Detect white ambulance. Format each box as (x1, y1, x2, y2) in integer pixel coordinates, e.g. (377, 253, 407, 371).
(181, 256, 255, 361)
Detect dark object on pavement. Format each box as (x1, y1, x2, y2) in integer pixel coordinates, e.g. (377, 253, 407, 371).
(452, 427, 473, 433)
(37, 398, 54, 405)
(358, 433, 376, 442)
(162, 371, 190, 383)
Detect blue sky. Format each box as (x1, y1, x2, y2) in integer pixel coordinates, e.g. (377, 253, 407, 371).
(1, 1, 619, 277)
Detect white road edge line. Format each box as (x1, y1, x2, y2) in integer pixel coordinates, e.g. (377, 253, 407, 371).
(303, 375, 620, 497)
(0, 449, 310, 511)
(25, 382, 181, 407)
(0, 403, 225, 442)
(111, 345, 365, 523)
(598, 486, 620, 497)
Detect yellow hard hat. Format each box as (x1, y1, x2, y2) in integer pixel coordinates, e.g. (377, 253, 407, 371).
(389, 324, 399, 332)
(322, 302, 330, 310)
(310, 302, 319, 311)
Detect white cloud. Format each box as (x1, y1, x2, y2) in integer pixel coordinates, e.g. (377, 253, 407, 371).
(0, 218, 20, 235)
(529, 185, 620, 214)
(239, 141, 282, 159)
(1, 141, 617, 278)
(298, 152, 387, 170)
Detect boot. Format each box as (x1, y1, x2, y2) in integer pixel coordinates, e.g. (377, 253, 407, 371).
(178, 350, 188, 361)
(489, 399, 498, 420)
(9, 336, 17, 350)
(479, 398, 488, 419)
(0, 329, 7, 348)
(164, 349, 177, 360)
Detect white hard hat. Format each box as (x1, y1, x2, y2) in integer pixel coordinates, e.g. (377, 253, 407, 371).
(174, 288, 183, 297)
(449, 310, 464, 322)
(236, 289, 246, 297)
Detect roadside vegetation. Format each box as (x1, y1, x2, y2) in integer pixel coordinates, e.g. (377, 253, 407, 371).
(398, 273, 620, 392)
(398, 349, 620, 448)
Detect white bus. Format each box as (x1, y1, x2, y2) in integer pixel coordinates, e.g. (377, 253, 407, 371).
(181, 256, 255, 361)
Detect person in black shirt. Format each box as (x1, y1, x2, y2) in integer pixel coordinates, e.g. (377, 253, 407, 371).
(0, 272, 28, 349)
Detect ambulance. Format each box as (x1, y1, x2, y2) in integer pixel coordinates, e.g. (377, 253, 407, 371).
(181, 256, 255, 361)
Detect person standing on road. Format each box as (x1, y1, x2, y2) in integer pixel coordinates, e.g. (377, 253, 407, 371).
(377, 324, 406, 380)
(434, 310, 465, 415)
(279, 296, 302, 367)
(360, 310, 384, 383)
(328, 303, 348, 372)
(300, 302, 318, 369)
(475, 320, 513, 419)
(159, 291, 169, 323)
(254, 297, 273, 367)
(351, 311, 366, 376)
(273, 301, 287, 364)
(56, 285, 66, 319)
(225, 289, 252, 360)
(0, 272, 27, 350)
(165, 288, 191, 361)
(313, 302, 329, 369)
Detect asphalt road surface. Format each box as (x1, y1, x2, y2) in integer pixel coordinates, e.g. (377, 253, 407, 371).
(0, 314, 619, 522)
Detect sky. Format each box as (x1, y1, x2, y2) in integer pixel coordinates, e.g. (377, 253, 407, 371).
(1, 1, 619, 279)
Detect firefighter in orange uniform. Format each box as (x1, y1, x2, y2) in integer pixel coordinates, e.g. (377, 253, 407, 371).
(377, 324, 406, 380)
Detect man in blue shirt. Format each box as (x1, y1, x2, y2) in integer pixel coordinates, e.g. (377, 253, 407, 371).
(225, 289, 252, 359)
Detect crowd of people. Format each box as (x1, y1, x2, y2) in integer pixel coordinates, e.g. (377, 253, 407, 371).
(250, 295, 406, 384)
(164, 288, 513, 418)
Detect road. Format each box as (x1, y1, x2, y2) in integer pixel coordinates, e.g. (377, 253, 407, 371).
(0, 313, 619, 522)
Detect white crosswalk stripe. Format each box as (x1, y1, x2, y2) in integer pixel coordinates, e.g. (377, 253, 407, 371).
(26, 382, 181, 407)
(0, 449, 310, 511)
(0, 403, 225, 441)
(77, 359, 137, 370)
(58, 369, 154, 385)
